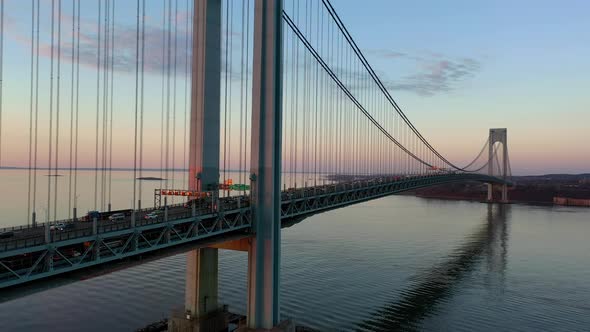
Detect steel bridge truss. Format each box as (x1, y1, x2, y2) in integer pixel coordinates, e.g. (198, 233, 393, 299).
(0, 173, 508, 288)
(0, 209, 251, 288)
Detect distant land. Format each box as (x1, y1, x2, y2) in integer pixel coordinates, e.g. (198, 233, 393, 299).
(137, 177, 165, 181)
(408, 173, 590, 206)
(1, 166, 588, 206)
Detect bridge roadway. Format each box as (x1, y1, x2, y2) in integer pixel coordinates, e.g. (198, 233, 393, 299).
(0, 173, 509, 288)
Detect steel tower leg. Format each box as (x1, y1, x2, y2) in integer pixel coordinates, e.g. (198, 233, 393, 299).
(487, 130, 494, 201)
(247, 0, 284, 329)
(184, 0, 221, 321)
(488, 129, 508, 203)
(501, 132, 509, 202)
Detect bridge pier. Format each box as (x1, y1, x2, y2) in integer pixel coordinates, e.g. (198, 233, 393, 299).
(179, 247, 226, 332)
(487, 183, 509, 203)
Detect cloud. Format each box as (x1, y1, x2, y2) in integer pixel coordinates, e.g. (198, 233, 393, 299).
(369, 49, 481, 96)
(7, 11, 245, 78)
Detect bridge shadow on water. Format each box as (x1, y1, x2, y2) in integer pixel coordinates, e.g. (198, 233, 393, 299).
(354, 204, 509, 332)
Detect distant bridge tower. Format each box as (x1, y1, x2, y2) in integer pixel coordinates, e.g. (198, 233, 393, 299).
(487, 128, 508, 202)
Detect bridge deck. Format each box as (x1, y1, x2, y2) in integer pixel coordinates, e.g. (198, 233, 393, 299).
(0, 173, 508, 288)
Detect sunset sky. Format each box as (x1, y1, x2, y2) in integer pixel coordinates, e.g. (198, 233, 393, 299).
(0, 0, 588, 175)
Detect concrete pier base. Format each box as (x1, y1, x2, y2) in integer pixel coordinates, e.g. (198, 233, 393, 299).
(487, 183, 510, 203)
(236, 320, 295, 332)
(168, 307, 228, 332)
(185, 248, 219, 317)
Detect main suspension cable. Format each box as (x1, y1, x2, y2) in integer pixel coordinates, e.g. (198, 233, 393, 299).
(321, 0, 482, 172)
(282, 11, 431, 168)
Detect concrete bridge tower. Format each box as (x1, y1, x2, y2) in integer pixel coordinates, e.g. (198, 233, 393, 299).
(487, 128, 508, 202)
(181, 0, 223, 330)
(179, 1, 289, 331)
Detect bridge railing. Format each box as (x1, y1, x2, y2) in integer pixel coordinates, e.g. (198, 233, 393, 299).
(0, 236, 46, 252)
(0, 199, 238, 252)
(0, 222, 49, 234)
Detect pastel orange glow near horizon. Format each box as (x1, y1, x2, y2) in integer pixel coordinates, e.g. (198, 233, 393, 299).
(0, 0, 588, 176)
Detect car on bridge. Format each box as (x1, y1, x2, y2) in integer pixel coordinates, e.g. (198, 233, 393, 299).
(144, 210, 163, 220)
(81, 209, 133, 222)
(0, 230, 14, 239)
(50, 223, 75, 231)
(108, 213, 126, 221)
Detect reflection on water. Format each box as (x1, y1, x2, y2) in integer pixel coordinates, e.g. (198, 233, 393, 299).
(355, 205, 509, 331)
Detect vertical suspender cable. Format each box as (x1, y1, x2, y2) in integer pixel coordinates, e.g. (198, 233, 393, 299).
(94, 0, 102, 210)
(100, 0, 110, 211)
(33, 0, 40, 224)
(171, 0, 178, 199)
(182, 0, 188, 191)
(53, 0, 62, 221)
(68, 0, 75, 218)
(228, 0, 234, 193)
(284, 3, 289, 187)
(222, 0, 229, 192)
(73, 0, 80, 217)
(288, 8, 294, 188)
(159, 0, 165, 190)
(296, 1, 300, 185)
(47, 0, 56, 222)
(139, 0, 145, 208)
(26, 1, 33, 220)
(101, 0, 109, 211)
(164, 0, 172, 190)
(313, 0, 319, 186)
(27, 0, 36, 225)
(302, 0, 308, 186)
(227, 0, 233, 193)
(243, 0, 250, 194)
(107, 0, 114, 211)
(132, 0, 139, 211)
(238, 0, 245, 191)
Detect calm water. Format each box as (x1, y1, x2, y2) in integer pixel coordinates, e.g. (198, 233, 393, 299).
(0, 169, 325, 227)
(1, 171, 590, 331)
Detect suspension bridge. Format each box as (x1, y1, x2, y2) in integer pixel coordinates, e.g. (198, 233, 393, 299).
(0, 0, 512, 330)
